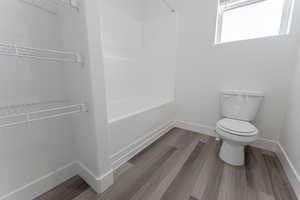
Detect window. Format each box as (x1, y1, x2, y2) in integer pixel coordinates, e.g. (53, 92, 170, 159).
(215, 0, 294, 44)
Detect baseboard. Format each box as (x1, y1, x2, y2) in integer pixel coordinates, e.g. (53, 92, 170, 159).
(173, 120, 217, 137)
(0, 160, 115, 200)
(0, 120, 284, 199)
(276, 144, 300, 199)
(110, 121, 175, 170)
(251, 137, 278, 152)
(0, 162, 78, 200)
(76, 162, 113, 194)
(173, 120, 277, 152)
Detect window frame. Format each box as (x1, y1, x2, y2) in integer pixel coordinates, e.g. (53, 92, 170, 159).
(215, 0, 295, 44)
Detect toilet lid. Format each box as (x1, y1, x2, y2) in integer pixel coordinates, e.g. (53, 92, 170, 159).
(217, 118, 257, 136)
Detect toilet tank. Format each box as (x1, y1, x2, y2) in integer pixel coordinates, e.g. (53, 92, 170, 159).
(221, 90, 264, 121)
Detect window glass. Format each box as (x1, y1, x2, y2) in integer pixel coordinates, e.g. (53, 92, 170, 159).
(218, 0, 286, 43)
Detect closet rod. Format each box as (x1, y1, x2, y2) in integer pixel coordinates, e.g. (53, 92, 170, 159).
(0, 103, 87, 128)
(0, 43, 83, 64)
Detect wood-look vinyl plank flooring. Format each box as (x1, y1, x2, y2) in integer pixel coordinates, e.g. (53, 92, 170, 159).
(35, 128, 297, 200)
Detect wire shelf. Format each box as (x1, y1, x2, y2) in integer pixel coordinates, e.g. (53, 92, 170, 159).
(55, 0, 79, 10)
(20, 0, 79, 14)
(0, 101, 87, 128)
(0, 43, 83, 64)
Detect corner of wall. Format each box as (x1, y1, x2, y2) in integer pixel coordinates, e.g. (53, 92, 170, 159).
(76, 162, 114, 194)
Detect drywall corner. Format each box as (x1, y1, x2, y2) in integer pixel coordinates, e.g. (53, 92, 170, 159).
(76, 162, 113, 194)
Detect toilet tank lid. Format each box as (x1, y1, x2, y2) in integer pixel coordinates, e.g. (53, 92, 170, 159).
(222, 90, 264, 97)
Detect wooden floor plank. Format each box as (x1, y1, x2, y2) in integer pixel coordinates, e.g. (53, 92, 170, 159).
(245, 147, 276, 200)
(191, 139, 224, 200)
(35, 176, 89, 200)
(101, 146, 176, 200)
(161, 142, 205, 200)
(114, 162, 134, 180)
(129, 133, 201, 200)
(72, 189, 98, 200)
(34, 129, 298, 200)
(128, 128, 182, 166)
(217, 165, 247, 200)
(263, 154, 297, 200)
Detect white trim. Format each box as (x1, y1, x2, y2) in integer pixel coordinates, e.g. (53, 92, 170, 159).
(276, 144, 300, 199)
(251, 137, 278, 152)
(76, 162, 113, 194)
(215, 0, 224, 44)
(279, 0, 295, 34)
(1, 121, 298, 198)
(0, 162, 78, 200)
(0, 161, 114, 199)
(173, 120, 278, 152)
(108, 99, 174, 124)
(222, 0, 267, 11)
(97, 169, 114, 193)
(173, 120, 217, 137)
(215, 0, 294, 44)
(110, 121, 175, 169)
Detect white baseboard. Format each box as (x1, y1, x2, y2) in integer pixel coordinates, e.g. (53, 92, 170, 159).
(0, 120, 288, 200)
(0, 162, 78, 200)
(251, 137, 278, 152)
(276, 144, 300, 199)
(110, 121, 175, 170)
(173, 120, 217, 137)
(0, 161, 114, 200)
(173, 120, 277, 152)
(76, 162, 113, 194)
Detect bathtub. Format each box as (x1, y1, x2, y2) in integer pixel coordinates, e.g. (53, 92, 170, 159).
(107, 97, 175, 168)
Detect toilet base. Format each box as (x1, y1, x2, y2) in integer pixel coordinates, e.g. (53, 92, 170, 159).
(219, 140, 245, 166)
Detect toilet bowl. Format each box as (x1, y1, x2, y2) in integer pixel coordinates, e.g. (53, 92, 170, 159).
(216, 90, 264, 166)
(216, 118, 258, 166)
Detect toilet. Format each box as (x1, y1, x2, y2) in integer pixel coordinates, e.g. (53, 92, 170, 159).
(216, 90, 264, 166)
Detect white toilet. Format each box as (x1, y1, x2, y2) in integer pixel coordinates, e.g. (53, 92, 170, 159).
(216, 90, 264, 166)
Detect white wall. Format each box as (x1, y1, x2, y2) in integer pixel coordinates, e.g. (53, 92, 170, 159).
(0, 0, 73, 197)
(280, 46, 300, 198)
(81, 0, 113, 190)
(175, 0, 299, 142)
(279, 1, 300, 194)
(59, 0, 113, 191)
(0, 0, 113, 197)
(58, 0, 105, 179)
(0, 1, 66, 106)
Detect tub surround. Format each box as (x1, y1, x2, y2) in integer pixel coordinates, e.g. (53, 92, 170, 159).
(107, 97, 175, 169)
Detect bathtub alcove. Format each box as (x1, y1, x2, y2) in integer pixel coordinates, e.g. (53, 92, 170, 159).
(100, 0, 177, 168)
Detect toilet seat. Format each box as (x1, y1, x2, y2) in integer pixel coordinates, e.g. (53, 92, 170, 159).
(217, 118, 257, 137)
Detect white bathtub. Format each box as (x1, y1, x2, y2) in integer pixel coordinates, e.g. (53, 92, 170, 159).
(107, 97, 175, 168)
